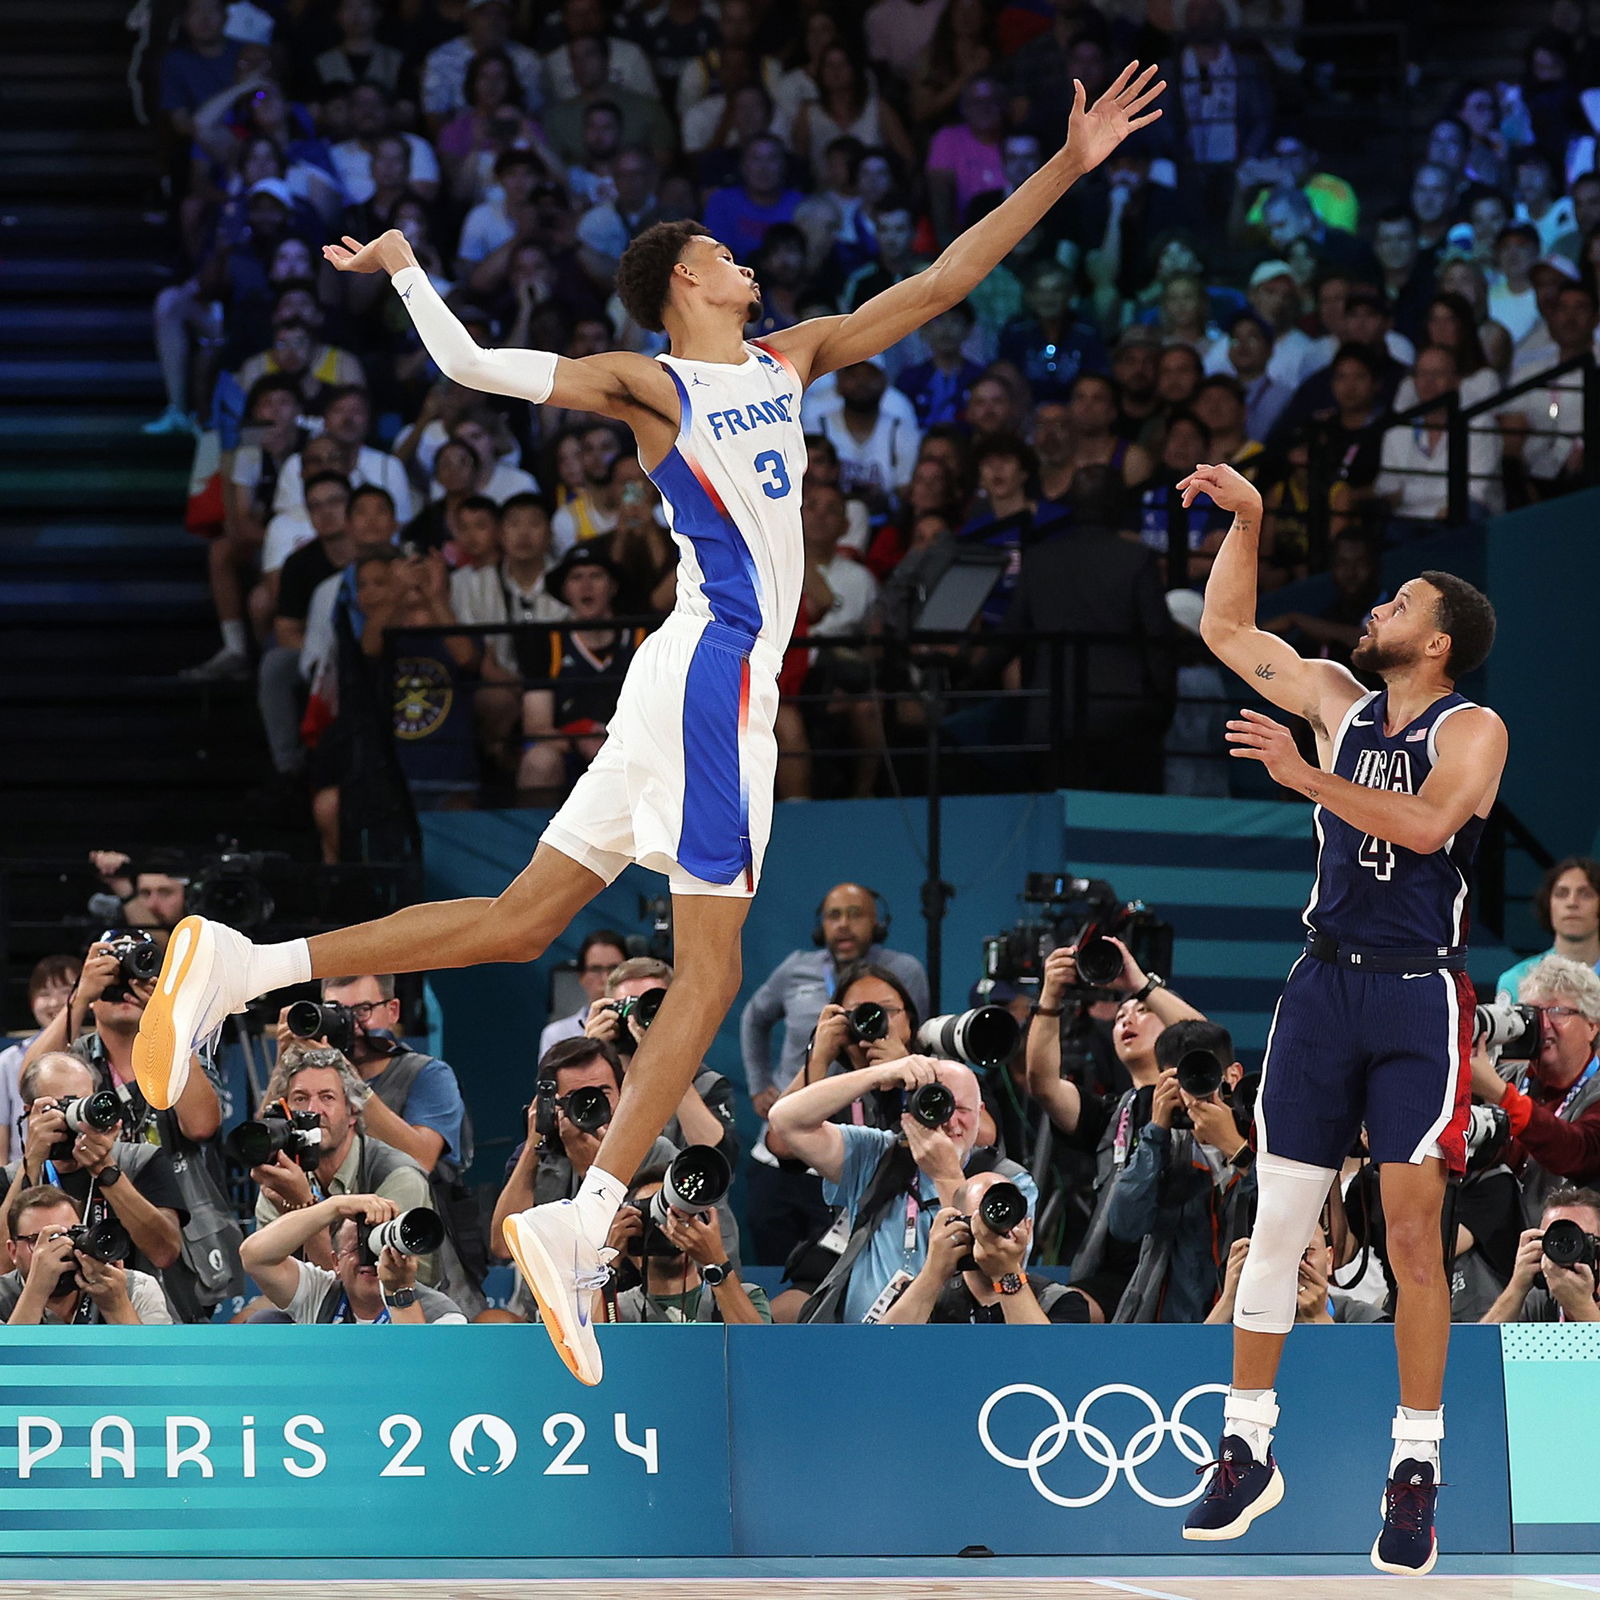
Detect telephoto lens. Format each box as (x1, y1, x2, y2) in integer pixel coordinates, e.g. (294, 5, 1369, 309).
(1075, 936, 1125, 987)
(977, 1180, 1027, 1234)
(1474, 998, 1542, 1061)
(225, 1106, 324, 1170)
(647, 1145, 732, 1230)
(285, 999, 357, 1056)
(844, 1001, 890, 1044)
(908, 1081, 956, 1128)
(1541, 1218, 1599, 1271)
(916, 1006, 1021, 1069)
(1175, 1049, 1226, 1099)
(118, 937, 162, 984)
(366, 1208, 446, 1259)
(560, 1084, 612, 1135)
(59, 1091, 123, 1136)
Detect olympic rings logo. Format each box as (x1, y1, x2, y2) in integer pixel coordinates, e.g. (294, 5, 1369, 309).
(976, 1382, 1228, 1508)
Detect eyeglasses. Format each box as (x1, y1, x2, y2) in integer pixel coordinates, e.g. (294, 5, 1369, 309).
(344, 1000, 389, 1022)
(1530, 1004, 1584, 1023)
(13, 1230, 71, 1249)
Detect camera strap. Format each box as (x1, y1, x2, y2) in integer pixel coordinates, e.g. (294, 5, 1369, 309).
(331, 1292, 390, 1325)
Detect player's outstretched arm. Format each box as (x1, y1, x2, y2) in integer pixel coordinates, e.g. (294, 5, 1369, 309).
(324, 231, 677, 439)
(766, 63, 1165, 384)
(1227, 702, 1507, 855)
(1189, 463, 1363, 742)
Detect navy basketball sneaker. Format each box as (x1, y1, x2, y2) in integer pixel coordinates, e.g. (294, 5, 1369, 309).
(1371, 1458, 1439, 1574)
(1182, 1435, 1285, 1540)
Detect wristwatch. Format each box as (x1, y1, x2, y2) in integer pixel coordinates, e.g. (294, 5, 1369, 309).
(993, 1272, 1024, 1296)
(1030, 1003, 1063, 1018)
(96, 1165, 123, 1188)
(383, 1286, 418, 1309)
(1229, 1144, 1256, 1172)
(700, 1261, 731, 1288)
(1131, 973, 1167, 1003)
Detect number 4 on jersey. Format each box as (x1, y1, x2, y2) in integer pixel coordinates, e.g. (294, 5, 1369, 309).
(1359, 833, 1396, 881)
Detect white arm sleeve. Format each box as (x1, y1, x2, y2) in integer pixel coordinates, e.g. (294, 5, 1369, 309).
(391, 265, 557, 404)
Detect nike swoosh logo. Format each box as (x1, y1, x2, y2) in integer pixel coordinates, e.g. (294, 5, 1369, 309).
(574, 1240, 590, 1327)
(1401, 972, 1430, 980)
(1352, 718, 1373, 726)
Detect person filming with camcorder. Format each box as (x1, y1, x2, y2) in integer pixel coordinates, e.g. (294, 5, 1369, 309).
(1479, 1186, 1600, 1324)
(596, 1152, 772, 1324)
(241, 1191, 467, 1324)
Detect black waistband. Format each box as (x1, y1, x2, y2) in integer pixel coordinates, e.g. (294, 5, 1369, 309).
(1305, 931, 1468, 972)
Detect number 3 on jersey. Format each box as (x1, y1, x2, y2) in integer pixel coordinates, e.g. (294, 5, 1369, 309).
(753, 449, 791, 500)
(1359, 832, 1396, 881)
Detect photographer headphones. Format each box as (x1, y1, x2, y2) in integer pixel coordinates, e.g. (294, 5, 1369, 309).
(811, 885, 892, 949)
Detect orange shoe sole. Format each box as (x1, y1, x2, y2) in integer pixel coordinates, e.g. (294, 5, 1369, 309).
(502, 1214, 601, 1386)
(132, 914, 205, 1109)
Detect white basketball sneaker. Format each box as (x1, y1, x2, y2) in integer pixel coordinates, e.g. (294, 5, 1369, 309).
(133, 915, 254, 1109)
(503, 1200, 611, 1386)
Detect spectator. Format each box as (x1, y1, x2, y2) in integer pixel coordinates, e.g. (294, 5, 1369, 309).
(1155, 336, 1208, 422)
(925, 74, 1010, 246)
(997, 260, 1107, 401)
(1498, 859, 1600, 1000)
(1515, 255, 1589, 371)
(312, 0, 406, 98)
(1261, 185, 1380, 285)
(1467, 186, 1512, 267)
(1211, 319, 1291, 444)
(1106, 1019, 1256, 1322)
(1242, 259, 1315, 389)
(769, 1055, 1034, 1323)
(0, 957, 79, 1165)
(600, 1165, 772, 1323)
(542, 0, 656, 101)
(421, 0, 543, 127)
(595, 458, 677, 616)
(444, 411, 541, 504)
(551, 425, 626, 556)
(1137, 410, 1230, 582)
(242, 1193, 468, 1323)
(1192, 375, 1263, 475)
(1262, 529, 1386, 669)
(1472, 956, 1600, 1212)
(1109, 325, 1164, 444)
(960, 432, 1063, 624)
(1372, 208, 1434, 346)
(1004, 2, 1110, 150)
(1, 1186, 173, 1326)
(543, 35, 677, 171)
(1025, 938, 1206, 1320)
(792, 43, 915, 179)
(159, 0, 241, 145)
(1234, 132, 1360, 241)
(1409, 162, 1457, 257)
(840, 192, 928, 314)
(1375, 346, 1504, 524)
(584, 957, 739, 1164)
(703, 134, 804, 260)
(577, 148, 665, 277)
(272, 387, 415, 523)
(1514, 152, 1578, 255)
(435, 49, 545, 202)
(518, 546, 645, 800)
(1060, 372, 1155, 489)
(457, 150, 549, 273)
(1453, 82, 1511, 190)
(331, 83, 441, 206)
(895, 302, 985, 427)
(1165, 0, 1274, 209)
(540, 929, 629, 1056)
(1489, 223, 1543, 349)
(1500, 281, 1597, 498)
(906, 0, 996, 130)
(1208, 1226, 1385, 1325)
(1480, 1186, 1600, 1323)
(678, 0, 782, 117)
(811, 360, 921, 511)
(1395, 292, 1503, 411)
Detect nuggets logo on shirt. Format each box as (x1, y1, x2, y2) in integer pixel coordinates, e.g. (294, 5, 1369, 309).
(394, 657, 453, 740)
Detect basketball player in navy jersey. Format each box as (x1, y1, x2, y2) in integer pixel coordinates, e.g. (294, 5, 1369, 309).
(1176, 463, 1504, 1573)
(131, 67, 1166, 1386)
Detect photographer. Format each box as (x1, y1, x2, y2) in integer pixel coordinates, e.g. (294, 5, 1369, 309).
(1480, 1187, 1600, 1324)
(585, 958, 738, 1162)
(751, 961, 920, 1275)
(538, 928, 628, 1055)
(1, 1054, 184, 1279)
(1025, 938, 1203, 1322)
(740, 883, 930, 1121)
(0, 954, 80, 1163)
(253, 1046, 434, 1278)
(1105, 1020, 1257, 1323)
(1472, 956, 1600, 1212)
(769, 1055, 1037, 1323)
(242, 1192, 467, 1324)
(0, 1185, 173, 1326)
(87, 848, 189, 946)
(881, 1172, 1079, 1325)
(598, 1166, 771, 1324)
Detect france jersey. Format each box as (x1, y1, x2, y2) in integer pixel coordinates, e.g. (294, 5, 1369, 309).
(1257, 687, 1490, 1175)
(1306, 688, 1486, 951)
(540, 340, 806, 898)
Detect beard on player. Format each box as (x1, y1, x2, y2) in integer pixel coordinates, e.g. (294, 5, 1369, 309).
(1350, 622, 1422, 676)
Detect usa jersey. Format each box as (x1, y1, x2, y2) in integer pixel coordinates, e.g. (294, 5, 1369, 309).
(647, 341, 807, 658)
(1304, 688, 1486, 949)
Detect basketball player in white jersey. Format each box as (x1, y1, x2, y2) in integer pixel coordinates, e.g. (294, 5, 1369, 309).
(134, 65, 1164, 1385)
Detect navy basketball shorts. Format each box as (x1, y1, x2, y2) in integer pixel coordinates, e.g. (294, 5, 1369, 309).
(1257, 955, 1474, 1173)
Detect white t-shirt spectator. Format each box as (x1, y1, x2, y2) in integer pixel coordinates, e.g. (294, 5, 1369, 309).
(813, 408, 922, 502)
(428, 459, 540, 504)
(330, 135, 440, 205)
(809, 554, 879, 638)
(1375, 417, 1503, 518)
(281, 1257, 468, 1324)
(273, 446, 416, 523)
(450, 561, 570, 673)
(1488, 281, 1540, 348)
(421, 35, 543, 117)
(1500, 358, 1584, 482)
(541, 37, 655, 101)
(457, 196, 517, 265)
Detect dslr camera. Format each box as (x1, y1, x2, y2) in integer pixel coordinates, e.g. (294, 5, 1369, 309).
(1542, 1218, 1600, 1275)
(49, 1218, 132, 1297)
(873, 1079, 957, 1131)
(532, 1079, 612, 1140)
(98, 930, 161, 1004)
(285, 999, 358, 1057)
(1475, 998, 1541, 1062)
(49, 1091, 125, 1162)
(631, 1146, 731, 1260)
(361, 1207, 445, 1266)
(226, 1101, 324, 1169)
(842, 1001, 890, 1046)
(1168, 1047, 1233, 1132)
(917, 1006, 1021, 1071)
(954, 1180, 1028, 1273)
(609, 987, 666, 1056)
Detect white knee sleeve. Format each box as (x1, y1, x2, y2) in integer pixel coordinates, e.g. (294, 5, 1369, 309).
(1233, 1152, 1337, 1335)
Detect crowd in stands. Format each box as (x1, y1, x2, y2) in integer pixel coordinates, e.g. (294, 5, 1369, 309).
(2, 854, 1597, 1329)
(143, 0, 1600, 834)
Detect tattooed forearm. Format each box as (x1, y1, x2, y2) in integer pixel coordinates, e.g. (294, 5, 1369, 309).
(1254, 663, 1275, 681)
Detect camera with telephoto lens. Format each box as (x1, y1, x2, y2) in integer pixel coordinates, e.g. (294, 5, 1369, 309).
(285, 999, 357, 1058)
(1541, 1218, 1600, 1273)
(955, 1180, 1028, 1272)
(49, 1219, 132, 1297)
(630, 1145, 731, 1259)
(875, 1079, 957, 1130)
(917, 1006, 1021, 1070)
(612, 986, 666, 1049)
(225, 1101, 324, 1169)
(1475, 998, 1542, 1061)
(361, 1207, 445, 1265)
(844, 1001, 890, 1045)
(1463, 1103, 1512, 1175)
(1169, 1048, 1226, 1131)
(98, 929, 161, 1003)
(50, 1091, 125, 1162)
(559, 1084, 612, 1135)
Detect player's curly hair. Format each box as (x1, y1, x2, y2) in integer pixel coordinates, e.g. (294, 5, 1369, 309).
(615, 219, 707, 334)
(1419, 569, 1495, 679)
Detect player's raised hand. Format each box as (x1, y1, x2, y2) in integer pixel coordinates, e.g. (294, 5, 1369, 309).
(322, 230, 415, 277)
(1177, 462, 1264, 514)
(1226, 708, 1310, 789)
(1065, 61, 1165, 172)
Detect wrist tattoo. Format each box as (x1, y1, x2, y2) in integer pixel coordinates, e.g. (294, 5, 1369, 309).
(1253, 663, 1276, 681)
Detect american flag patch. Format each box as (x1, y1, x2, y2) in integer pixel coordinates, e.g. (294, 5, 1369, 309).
(1406, 728, 1427, 741)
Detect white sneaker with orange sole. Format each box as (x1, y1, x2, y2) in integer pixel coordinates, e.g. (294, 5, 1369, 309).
(503, 1201, 611, 1386)
(133, 915, 253, 1109)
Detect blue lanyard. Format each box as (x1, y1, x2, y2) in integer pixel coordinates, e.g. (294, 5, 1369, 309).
(332, 1293, 390, 1325)
(1556, 1058, 1600, 1118)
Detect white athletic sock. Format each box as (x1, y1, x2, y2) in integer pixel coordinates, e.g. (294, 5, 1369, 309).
(1390, 1405, 1443, 1476)
(245, 938, 312, 1001)
(573, 1165, 627, 1248)
(220, 619, 247, 655)
(1224, 1387, 1279, 1461)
